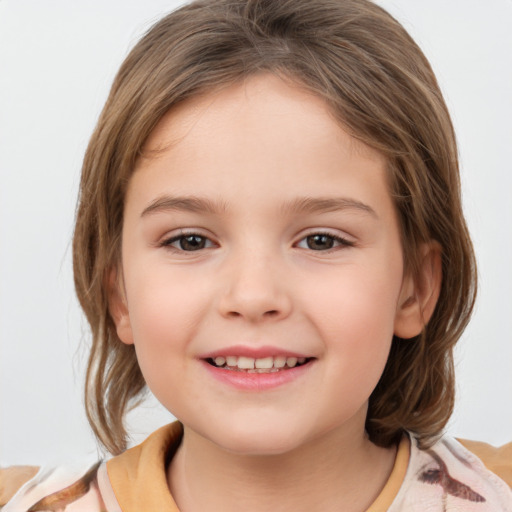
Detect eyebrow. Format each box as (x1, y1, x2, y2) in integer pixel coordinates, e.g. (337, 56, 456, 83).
(141, 195, 377, 218)
(141, 196, 228, 217)
(280, 196, 378, 218)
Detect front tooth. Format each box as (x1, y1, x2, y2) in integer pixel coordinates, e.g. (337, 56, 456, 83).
(214, 356, 226, 366)
(237, 356, 255, 369)
(255, 357, 273, 369)
(274, 356, 286, 368)
(286, 357, 298, 368)
(226, 356, 237, 366)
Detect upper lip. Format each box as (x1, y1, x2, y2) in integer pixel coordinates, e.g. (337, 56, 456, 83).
(199, 345, 313, 360)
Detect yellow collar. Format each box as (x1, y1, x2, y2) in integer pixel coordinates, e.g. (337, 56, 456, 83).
(106, 422, 409, 512)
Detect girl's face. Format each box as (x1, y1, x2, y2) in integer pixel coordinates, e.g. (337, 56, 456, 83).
(113, 74, 416, 455)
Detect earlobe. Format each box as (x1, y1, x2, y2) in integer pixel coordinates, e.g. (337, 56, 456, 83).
(107, 267, 134, 345)
(394, 242, 442, 339)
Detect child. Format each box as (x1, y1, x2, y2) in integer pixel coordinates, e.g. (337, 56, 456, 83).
(1, 0, 511, 510)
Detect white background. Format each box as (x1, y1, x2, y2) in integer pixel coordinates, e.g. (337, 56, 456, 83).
(1, 0, 511, 466)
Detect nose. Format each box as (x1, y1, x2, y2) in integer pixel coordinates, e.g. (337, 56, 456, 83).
(217, 250, 292, 323)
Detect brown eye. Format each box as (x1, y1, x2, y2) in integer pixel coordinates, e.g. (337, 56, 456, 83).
(163, 233, 214, 251)
(296, 232, 354, 251)
(306, 234, 335, 250)
(179, 235, 207, 251)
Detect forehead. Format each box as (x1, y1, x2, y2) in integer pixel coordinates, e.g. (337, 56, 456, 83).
(140, 74, 384, 167)
(129, 74, 391, 217)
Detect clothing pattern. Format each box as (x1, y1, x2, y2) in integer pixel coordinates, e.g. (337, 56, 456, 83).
(2, 423, 511, 512)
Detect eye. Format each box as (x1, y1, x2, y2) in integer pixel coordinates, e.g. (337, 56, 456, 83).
(162, 233, 215, 252)
(296, 233, 354, 251)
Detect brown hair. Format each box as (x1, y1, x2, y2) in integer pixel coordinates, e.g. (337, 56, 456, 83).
(73, 0, 477, 455)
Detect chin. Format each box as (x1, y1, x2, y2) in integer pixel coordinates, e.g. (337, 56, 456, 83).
(221, 435, 302, 457)
(207, 418, 306, 457)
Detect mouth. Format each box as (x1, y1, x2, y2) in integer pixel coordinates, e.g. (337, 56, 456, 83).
(205, 355, 314, 373)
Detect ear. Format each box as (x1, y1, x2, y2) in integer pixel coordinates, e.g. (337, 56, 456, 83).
(394, 242, 442, 339)
(107, 267, 134, 345)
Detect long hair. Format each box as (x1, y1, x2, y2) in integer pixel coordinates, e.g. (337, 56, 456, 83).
(73, 0, 477, 454)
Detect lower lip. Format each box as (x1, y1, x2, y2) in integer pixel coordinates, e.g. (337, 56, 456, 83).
(201, 360, 313, 391)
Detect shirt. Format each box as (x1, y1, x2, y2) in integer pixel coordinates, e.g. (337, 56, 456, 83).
(1, 422, 511, 511)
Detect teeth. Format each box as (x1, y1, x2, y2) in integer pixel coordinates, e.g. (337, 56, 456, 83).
(286, 357, 298, 368)
(226, 356, 238, 366)
(273, 356, 286, 368)
(210, 355, 310, 371)
(215, 356, 226, 366)
(237, 356, 255, 369)
(255, 357, 273, 369)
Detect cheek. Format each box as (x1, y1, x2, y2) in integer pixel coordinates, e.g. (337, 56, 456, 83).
(306, 263, 401, 330)
(124, 268, 209, 362)
(125, 277, 205, 408)
(302, 262, 401, 374)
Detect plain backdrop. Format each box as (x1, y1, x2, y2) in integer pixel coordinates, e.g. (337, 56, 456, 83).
(1, 0, 511, 466)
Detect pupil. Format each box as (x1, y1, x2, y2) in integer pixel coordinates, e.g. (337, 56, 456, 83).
(307, 234, 333, 250)
(181, 235, 205, 251)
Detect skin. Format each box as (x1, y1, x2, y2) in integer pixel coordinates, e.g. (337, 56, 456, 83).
(110, 74, 440, 512)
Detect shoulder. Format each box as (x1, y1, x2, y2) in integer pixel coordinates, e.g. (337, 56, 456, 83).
(389, 434, 512, 511)
(0, 460, 120, 512)
(458, 438, 512, 489)
(0, 466, 39, 506)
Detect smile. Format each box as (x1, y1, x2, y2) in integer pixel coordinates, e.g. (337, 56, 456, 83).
(206, 355, 312, 373)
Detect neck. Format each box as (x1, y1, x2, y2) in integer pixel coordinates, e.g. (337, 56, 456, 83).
(167, 420, 397, 512)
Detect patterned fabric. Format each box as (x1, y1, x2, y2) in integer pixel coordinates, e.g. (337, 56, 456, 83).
(0, 461, 120, 512)
(388, 436, 512, 511)
(2, 425, 511, 511)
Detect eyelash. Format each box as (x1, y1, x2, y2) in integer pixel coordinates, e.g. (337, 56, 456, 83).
(160, 231, 355, 253)
(160, 232, 216, 252)
(296, 232, 355, 251)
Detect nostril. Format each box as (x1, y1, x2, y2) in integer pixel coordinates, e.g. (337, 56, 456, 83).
(226, 309, 280, 319)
